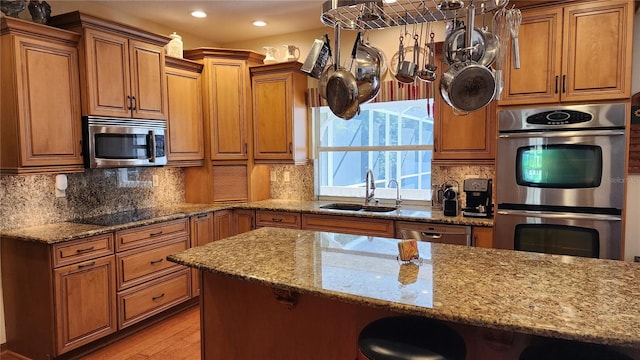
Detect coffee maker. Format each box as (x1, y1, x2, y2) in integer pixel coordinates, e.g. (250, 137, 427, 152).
(462, 178, 493, 218)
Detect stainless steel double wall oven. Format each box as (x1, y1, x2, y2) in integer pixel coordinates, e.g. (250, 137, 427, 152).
(495, 103, 627, 259)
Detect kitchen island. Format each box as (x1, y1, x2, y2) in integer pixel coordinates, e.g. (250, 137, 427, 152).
(168, 227, 640, 360)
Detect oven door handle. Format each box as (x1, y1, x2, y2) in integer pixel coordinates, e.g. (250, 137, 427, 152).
(498, 130, 625, 139)
(497, 210, 622, 221)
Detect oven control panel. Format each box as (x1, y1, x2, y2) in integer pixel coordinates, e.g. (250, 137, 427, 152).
(526, 110, 593, 126)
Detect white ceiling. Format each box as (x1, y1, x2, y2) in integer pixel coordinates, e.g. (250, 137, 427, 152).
(50, 0, 328, 45)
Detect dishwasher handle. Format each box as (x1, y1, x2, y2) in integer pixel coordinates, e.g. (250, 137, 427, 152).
(418, 232, 443, 239)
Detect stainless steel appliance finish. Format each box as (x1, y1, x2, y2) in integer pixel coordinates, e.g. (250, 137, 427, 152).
(495, 103, 627, 260)
(83, 116, 167, 168)
(396, 221, 471, 246)
(495, 209, 622, 259)
(497, 103, 626, 210)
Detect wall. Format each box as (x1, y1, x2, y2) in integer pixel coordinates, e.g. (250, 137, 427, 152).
(270, 164, 315, 201)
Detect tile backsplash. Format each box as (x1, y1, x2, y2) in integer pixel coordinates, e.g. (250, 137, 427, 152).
(431, 164, 496, 205)
(269, 164, 315, 201)
(0, 168, 184, 231)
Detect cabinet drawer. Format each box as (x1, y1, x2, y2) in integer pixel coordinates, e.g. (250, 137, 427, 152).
(116, 236, 189, 290)
(256, 210, 301, 229)
(115, 218, 189, 251)
(118, 269, 191, 329)
(53, 234, 114, 268)
(302, 214, 395, 237)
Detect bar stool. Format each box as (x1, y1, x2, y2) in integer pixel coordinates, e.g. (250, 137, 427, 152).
(358, 316, 466, 360)
(519, 340, 633, 360)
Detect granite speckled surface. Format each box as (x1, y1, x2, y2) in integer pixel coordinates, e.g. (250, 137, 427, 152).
(1, 199, 492, 244)
(167, 227, 640, 348)
(0, 168, 185, 231)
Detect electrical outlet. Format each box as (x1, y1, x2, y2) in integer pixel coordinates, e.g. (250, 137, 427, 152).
(270, 170, 277, 182)
(284, 171, 291, 182)
(152, 175, 159, 187)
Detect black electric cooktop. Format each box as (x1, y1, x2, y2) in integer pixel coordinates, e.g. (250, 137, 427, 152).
(75, 208, 179, 227)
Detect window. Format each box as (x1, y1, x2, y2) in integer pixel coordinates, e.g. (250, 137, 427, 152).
(314, 99, 433, 202)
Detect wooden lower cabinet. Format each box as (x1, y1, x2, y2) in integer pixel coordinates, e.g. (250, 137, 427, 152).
(118, 269, 191, 329)
(214, 210, 234, 240)
(191, 212, 214, 297)
(301, 214, 395, 238)
(1, 234, 118, 359)
(256, 210, 302, 229)
(234, 209, 256, 235)
(114, 220, 191, 328)
(54, 256, 117, 354)
(472, 227, 494, 248)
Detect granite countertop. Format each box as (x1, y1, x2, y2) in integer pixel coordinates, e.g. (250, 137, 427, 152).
(167, 227, 640, 348)
(0, 199, 492, 244)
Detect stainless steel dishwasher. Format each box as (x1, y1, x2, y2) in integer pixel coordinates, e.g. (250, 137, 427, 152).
(395, 221, 471, 246)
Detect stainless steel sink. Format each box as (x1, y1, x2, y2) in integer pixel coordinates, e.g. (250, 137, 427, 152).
(319, 203, 397, 213)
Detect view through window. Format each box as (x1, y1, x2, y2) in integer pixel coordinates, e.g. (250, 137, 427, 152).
(314, 99, 433, 202)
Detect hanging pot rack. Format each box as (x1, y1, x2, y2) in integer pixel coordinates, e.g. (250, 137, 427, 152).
(321, 0, 509, 30)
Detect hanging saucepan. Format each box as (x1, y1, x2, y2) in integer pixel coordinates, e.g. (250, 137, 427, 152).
(440, 1, 496, 113)
(355, 31, 382, 104)
(443, 25, 487, 65)
(326, 32, 361, 120)
(440, 61, 496, 113)
(318, 33, 333, 100)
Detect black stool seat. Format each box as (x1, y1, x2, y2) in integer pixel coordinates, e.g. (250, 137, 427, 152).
(520, 340, 633, 360)
(358, 316, 466, 360)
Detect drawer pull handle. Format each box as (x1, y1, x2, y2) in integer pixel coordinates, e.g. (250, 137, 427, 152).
(78, 261, 96, 269)
(150, 231, 163, 237)
(150, 258, 164, 265)
(197, 214, 208, 219)
(76, 246, 95, 253)
(271, 218, 283, 222)
(152, 293, 165, 301)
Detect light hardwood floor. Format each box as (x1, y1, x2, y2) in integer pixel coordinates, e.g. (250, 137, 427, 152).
(1, 306, 201, 360)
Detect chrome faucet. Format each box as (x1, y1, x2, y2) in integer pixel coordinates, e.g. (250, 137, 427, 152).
(387, 179, 402, 208)
(364, 169, 376, 206)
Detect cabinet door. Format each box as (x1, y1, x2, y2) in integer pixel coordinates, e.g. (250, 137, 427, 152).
(214, 210, 234, 241)
(54, 256, 117, 355)
(434, 60, 496, 163)
(207, 59, 248, 160)
(234, 209, 256, 235)
(83, 28, 131, 117)
(561, 0, 632, 102)
(190, 212, 214, 297)
(498, 7, 563, 105)
(166, 65, 204, 164)
(129, 39, 167, 120)
(11, 35, 83, 168)
(472, 227, 494, 248)
(252, 72, 292, 160)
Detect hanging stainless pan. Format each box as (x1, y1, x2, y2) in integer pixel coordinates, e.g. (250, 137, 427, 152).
(326, 32, 361, 120)
(355, 31, 382, 104)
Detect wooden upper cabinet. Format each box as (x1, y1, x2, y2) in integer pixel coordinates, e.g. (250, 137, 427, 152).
(208, 59, 249, 160)
(165, 57, 205, 166)
(183, 49, 263, 161)
(0, 17, 84, 175)
(434, 55, 496, 163)
(250, 62, 309, 165)
(498, 0, 633, 105)
(50, 11, 169, 119)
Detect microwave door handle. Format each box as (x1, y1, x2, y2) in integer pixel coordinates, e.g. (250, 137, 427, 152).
(148, 130, 156, 163)
(498, 130, 625, 139)
(497, 210, 622, 222)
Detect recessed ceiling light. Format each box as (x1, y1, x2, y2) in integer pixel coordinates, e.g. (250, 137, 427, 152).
(382, 0, 397, 3)
(253, 20, 267, 27)
(191, 10, 207, 18)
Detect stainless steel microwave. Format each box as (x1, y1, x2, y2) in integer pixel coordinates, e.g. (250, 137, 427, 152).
(82, 116, 167, 168)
